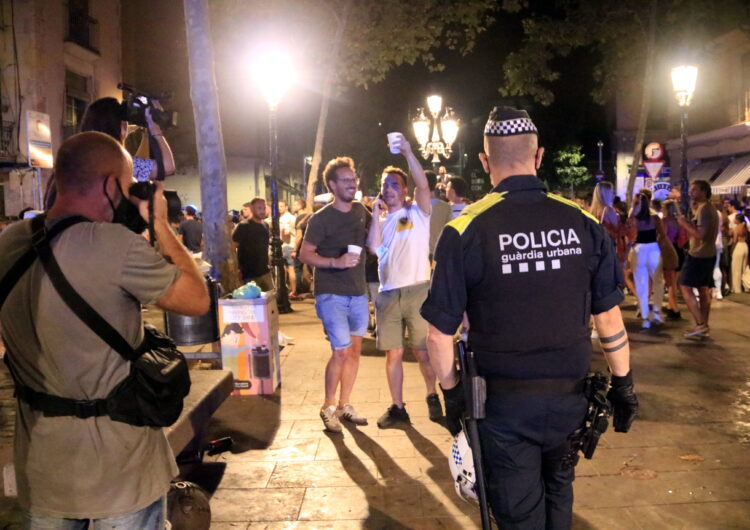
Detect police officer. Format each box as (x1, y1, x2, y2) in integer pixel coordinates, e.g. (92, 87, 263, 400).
(421, 107, 638, 529)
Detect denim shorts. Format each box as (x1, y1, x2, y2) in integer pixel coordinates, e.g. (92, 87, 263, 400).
(314, 294, 369, 350)
(24, 496, 165, 529)
(282, 244, 295, 266)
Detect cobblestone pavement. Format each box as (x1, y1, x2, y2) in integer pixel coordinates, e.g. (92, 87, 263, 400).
(2, 294, 750, 528)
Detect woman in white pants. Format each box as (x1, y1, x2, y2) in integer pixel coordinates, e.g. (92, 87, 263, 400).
(630, 192, 666, 329)
(731, 214, 749, 293)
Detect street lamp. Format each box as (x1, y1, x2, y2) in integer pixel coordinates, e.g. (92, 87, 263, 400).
(253, 49, 294, 313)
(596, 140, 604, 180)
(671, 64, 698, 215)
(411, 94, 460, 168)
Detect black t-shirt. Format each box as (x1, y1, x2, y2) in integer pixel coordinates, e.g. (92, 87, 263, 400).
(421, 174, 623, 379)
(233, 220, 270, 280)
(303, 202, 371, 296)
(178, 218, 203, 252)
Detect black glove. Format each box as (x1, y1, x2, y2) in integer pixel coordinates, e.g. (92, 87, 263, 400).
(607, 371, 638, 433)
(440, 378, 466, 436)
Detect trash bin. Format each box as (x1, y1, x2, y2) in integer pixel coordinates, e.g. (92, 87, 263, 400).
(164, 277, 221, 346)
(217, 292, 280, 395)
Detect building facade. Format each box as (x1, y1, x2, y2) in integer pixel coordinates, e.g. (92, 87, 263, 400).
(0, 0, 122, 217)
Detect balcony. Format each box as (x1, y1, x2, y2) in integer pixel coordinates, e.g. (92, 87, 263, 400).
(0, 122, 15, 161)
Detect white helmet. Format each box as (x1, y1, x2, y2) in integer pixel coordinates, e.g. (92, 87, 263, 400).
(449, 430, 478, 503)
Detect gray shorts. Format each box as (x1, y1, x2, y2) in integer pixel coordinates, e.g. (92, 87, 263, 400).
(374, 282, 429, 351)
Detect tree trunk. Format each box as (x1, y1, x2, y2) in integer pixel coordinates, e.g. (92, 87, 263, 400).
(305, 0, 352, 211)
(624, 0, 658, 209)
(183, 0, 240, 292)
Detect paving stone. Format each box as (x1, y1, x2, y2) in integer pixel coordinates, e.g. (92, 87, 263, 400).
(214, 461, 276, 488)
(626, 501, 750, 529)
(572, 507, 641, 529)
(298, 485, 384, 521)
(219, 438, 320, 462)
(268, 460, 379, 488)
(211, 488, 305, 522)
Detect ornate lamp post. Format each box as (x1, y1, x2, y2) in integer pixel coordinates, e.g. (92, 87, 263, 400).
(671, 64, 698, 215)
(253, 49, 294, 313)
(411, 94, 459, 169)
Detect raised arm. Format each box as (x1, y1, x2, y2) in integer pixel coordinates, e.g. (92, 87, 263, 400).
(143, 184, 208, 316)
(367, 197, 385, 255)
(399, 139, 431, 215)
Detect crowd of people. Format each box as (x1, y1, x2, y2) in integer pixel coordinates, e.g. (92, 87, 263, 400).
(585, 180, 750, 336)
(0, 89, 746, 528)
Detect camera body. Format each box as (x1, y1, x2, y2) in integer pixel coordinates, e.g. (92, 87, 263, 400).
(129, 182, 182, 222)
(118, 83, 178, 130)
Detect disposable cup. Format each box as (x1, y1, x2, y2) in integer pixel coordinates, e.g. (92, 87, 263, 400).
(387, 132, 401, 154)
(347, 244, 363, 255)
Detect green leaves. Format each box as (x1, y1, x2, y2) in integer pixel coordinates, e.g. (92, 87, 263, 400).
(553, 145, 591, 190)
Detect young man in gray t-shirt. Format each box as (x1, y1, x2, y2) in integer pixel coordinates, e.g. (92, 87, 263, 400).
(300, 156, 371, 432)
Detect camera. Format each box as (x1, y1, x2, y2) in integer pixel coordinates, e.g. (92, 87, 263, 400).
(118, 83, 178, 129)
(129, 182, 183, 222)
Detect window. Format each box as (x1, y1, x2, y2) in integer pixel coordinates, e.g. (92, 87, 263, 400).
(67, 0, 98, 53)
(63, 70, 90, 140)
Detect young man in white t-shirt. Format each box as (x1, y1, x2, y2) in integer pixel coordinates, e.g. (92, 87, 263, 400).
(367, 133, 443, 428)
(278, 200, 297, 297)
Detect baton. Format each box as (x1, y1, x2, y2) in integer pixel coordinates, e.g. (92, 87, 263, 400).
(457, 340, 492, 530)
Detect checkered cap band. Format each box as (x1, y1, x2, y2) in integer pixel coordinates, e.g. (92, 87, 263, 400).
(484, 117, 538, 137)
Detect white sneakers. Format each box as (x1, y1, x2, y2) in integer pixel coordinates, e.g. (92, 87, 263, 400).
(320, 404, 368, 432)
(320, 405, 342, 433)
(339, 404, 368, 426)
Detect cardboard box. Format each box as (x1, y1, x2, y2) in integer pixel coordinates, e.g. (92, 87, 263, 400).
(217, 293, 280, 395)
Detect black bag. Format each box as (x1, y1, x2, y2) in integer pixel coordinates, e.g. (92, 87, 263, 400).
(106, 325, 190, 427)
(0, 215, 190, 427)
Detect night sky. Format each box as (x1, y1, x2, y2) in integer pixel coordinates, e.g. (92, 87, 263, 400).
(251, 6, 610, 195)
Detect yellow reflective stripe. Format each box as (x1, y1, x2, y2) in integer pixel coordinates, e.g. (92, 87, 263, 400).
(547, 192, 600, 223)
(446, 192, 506, 235)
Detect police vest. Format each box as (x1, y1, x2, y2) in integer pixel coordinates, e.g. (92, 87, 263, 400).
(455, 191, 600, 367)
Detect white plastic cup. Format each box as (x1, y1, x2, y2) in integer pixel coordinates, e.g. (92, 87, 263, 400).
(347, 244, 363, 255)
(387, 132, 402, 155)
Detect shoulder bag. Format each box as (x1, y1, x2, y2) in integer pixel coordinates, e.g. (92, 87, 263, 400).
(1, 215, 190, 427)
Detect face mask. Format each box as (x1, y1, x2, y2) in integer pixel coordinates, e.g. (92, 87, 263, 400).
(104, 179, 149, 234)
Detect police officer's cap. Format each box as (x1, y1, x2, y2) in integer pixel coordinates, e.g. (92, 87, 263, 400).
(484, 106, 538, 137)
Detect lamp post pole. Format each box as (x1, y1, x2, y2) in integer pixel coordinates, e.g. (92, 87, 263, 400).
(679, 108, 689, 216)
(671, 63, 697, 216)
(597, 140, 604, 172)
(268, 106, 292, 314)
(254, 48, 294, 314)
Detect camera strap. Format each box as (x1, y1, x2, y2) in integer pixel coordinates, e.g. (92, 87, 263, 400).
(148, 133, 166, 181)
(30, 218, 140, 361)
(0, 215, 90, 311)
(0, 215, 115, 420)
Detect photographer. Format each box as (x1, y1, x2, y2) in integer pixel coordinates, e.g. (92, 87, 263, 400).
(0, 132, 207, 526)
(80, 96, 176, 181)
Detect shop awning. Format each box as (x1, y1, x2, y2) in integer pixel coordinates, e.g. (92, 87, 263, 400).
(710, 154, 750, 195)
(688, 159, 724, 182)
